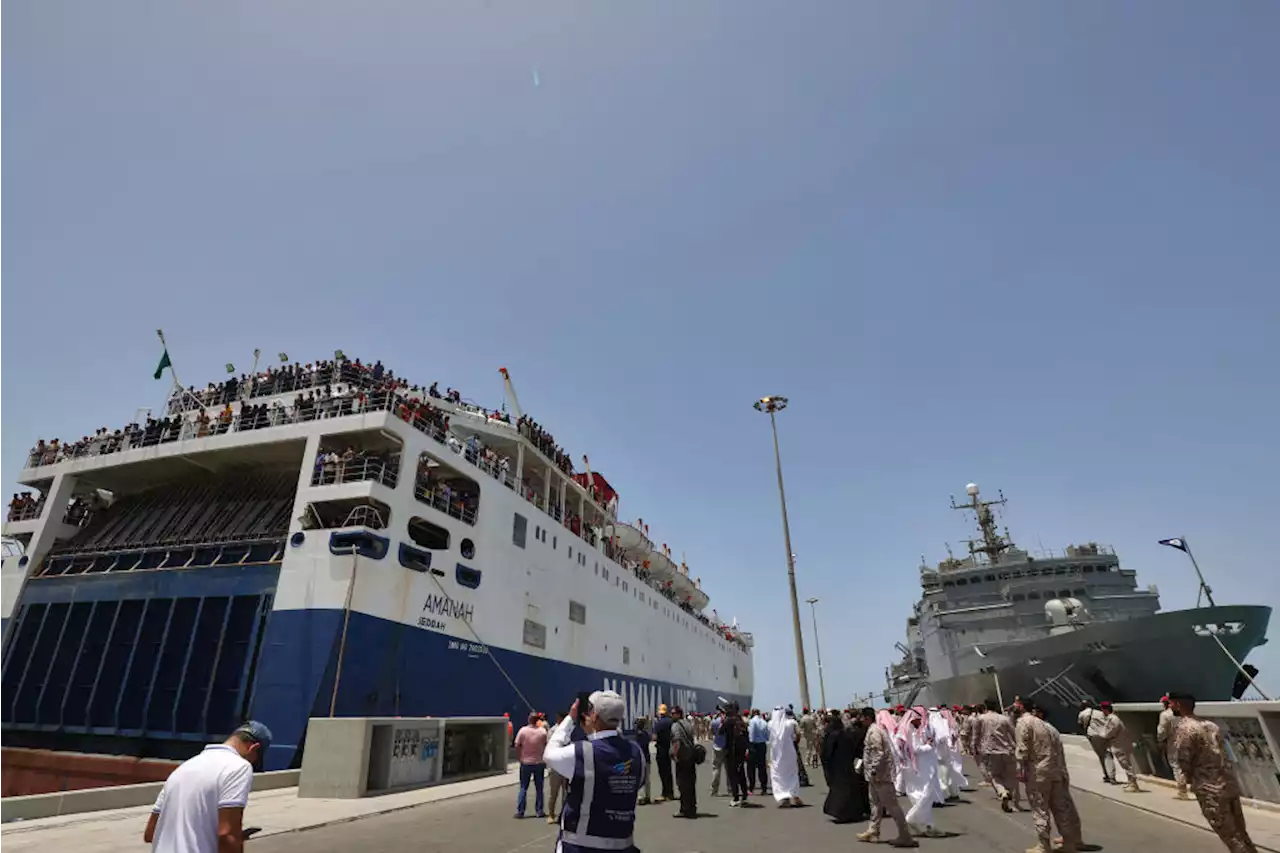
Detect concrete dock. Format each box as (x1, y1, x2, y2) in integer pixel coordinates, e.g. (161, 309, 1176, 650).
(4, 741, 1278, 852)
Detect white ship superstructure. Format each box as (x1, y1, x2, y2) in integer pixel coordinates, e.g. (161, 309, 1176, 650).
(1, 358, 753, 769)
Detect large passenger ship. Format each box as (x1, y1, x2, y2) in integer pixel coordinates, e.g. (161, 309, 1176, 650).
(1, 356, 753, 771)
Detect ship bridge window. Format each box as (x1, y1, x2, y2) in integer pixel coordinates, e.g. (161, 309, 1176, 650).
(1058, 589, 1071, 598)
(408, 517, 450, 550)
(569, 601, 587, 624)
(944, 581, 955, 588)
(1012, 593, 1026, 602)
(415, 452, 479, 525)
(986, 574, 996, 582)
(1073, 588, 1086, 597)
(513, 513, 528, 548)
(1082, 565, 1094, 573)
(956, 578, 969, 586)
(1027, 591, 1040, 600)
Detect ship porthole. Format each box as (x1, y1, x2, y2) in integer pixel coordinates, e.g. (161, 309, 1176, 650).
(461, 538, 475, 559)
(290, 532, 306, 547)
(18, 556, 29, 568)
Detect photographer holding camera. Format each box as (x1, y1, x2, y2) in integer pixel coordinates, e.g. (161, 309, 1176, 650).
(543, 690, 645, 853)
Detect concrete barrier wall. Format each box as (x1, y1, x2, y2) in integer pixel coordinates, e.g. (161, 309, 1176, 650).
(0, 769, 301, 823)
(1111, 700, 1280, 805)
(1, 748, 179, 797)
(300, 716, 508, 799)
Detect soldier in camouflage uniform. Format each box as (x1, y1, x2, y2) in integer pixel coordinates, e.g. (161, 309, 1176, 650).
(1157, 695, 1191, 800)
(1098, 701, 1142, 793)
(968, 703, 995, 790)
(1170, 693, 1258, 853)
(958, 707, 973, 756)
(1016, 700, 1083, 853)
(975, 700, 1023, 812)
(856, 708, 917, 848)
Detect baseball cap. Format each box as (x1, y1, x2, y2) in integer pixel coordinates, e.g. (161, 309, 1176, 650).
(235, 720, 273, 750)
(589, 690, 625, 726)
(234, 721, 273, 768)
(1099, 700, 1113, 709)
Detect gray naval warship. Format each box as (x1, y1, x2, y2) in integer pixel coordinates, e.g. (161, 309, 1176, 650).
(884, 484, 1271, 733)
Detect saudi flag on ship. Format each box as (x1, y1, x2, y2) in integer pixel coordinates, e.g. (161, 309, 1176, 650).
(154, 349, 172, 380)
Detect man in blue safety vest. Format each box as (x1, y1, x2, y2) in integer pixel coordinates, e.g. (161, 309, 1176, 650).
(543, 690, 645, 853)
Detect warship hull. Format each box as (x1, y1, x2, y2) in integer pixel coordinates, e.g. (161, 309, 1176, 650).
(886, 604, 1271, 733)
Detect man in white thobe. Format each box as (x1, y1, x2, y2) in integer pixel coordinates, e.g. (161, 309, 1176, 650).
(929, 708, 966, 801)
(896, 708, 945, 838)
(767, 706, 802, 806)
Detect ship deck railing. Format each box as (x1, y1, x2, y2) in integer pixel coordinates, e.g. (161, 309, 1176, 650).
(7, 499, 46, 522)
(36, 536, 288, 576)
(165, 359, 389, 414)
(311, 454, 401, 490)
(25, 392, 405, 469)
(411, 483, 478, 526)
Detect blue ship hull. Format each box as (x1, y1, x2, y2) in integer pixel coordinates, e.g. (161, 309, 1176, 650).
(255, 608, 751, 770)
(1, 561, 751, 771)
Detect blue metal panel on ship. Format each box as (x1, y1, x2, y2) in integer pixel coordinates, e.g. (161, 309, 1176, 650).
(1, 563, 280, 750)
(251, 608, 752, 771)
(16, 563, 280, 604)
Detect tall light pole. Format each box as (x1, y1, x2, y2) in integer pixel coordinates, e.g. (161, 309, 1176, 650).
(806, 597, 827, 710)
(754, 395, 811, 709)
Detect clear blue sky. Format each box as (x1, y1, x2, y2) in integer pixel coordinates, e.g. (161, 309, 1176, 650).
(5, 2, 1278, 707)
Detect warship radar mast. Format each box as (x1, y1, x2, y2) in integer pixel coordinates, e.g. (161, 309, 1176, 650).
(950, 482, 1014, 565)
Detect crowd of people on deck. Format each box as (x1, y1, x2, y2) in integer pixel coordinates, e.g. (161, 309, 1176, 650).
(517, 415, 573, 474)
(7, 492, 44, 522)
(413, 455, 480, 523)
(313, 447, 400, 486)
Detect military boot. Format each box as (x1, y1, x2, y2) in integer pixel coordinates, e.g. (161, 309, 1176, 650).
(1123, 781, 1142, 793)
(855, 829, 879, 843)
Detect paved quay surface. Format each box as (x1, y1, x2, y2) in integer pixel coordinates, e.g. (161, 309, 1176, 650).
(5, 750, 1275, 852)
(0, 766, 520, 852)
(1061, 738, 1280, 851)
(251, 766, 1238, 853)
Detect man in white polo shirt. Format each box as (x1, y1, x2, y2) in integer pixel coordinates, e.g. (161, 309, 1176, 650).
(144, 721, 272, 853)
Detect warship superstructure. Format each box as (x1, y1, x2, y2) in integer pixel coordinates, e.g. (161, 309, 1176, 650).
(884, 484, 1269, 731)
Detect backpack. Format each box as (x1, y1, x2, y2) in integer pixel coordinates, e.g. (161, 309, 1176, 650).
(674, 719, 705, 765)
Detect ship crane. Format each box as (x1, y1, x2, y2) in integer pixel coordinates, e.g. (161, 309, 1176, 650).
(498, 367, 524, 421)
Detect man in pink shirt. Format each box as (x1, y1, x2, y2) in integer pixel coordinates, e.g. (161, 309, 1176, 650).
(514, 712, 549, 818)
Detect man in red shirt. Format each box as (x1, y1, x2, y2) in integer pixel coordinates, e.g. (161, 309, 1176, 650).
(514, 712, 549, 819)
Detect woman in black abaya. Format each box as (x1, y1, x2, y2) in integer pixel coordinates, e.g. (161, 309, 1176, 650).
(821, 711, 870, 823)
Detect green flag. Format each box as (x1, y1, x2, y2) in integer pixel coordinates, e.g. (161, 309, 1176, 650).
(154, 349, 172, 380)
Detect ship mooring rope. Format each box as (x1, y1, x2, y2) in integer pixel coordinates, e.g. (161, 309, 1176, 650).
(422, 568, 538, 715)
